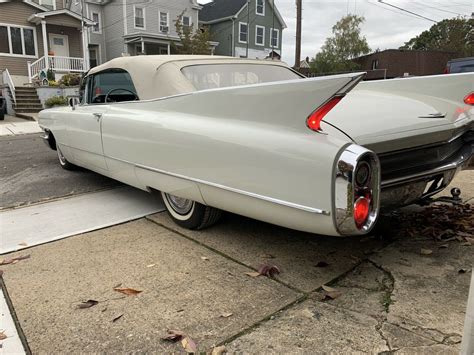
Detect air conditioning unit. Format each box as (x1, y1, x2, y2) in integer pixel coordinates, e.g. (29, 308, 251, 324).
(160, 26, 169, 33)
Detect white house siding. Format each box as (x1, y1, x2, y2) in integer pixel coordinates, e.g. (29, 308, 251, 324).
(124, 0, 199, 39)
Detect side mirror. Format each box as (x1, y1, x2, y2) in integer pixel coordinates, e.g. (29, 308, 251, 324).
(68, 96, 79, 110)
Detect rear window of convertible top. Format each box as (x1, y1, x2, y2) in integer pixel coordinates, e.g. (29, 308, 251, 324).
(181, 64, 302, 90)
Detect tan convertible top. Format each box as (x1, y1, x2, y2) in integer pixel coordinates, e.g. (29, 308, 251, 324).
(86, 55, 290, 100)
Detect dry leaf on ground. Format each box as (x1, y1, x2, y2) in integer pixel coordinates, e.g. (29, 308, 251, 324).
(420, 248, 433, 255)
(113, 287, 142, 296)
(461, 241, 471, 246)
(315, 261, 329, 267)
(438, 244, 449, 249)
(258, 264, 281, 277)
(220, 312, 233, 318)
(181, 336, 197, 353)
(211, 345, 226, 355)
(77, 300, 99, 309)
(161, 329, 185, 342)
(0, 254, 30, 266)
(0, 330, 7, 340)
(245, 271, 261, 277)
(146, 264, 156, 268)
(259, 253, 275, 259)
(201, 256, 209, 261)
(112, 314, 123, 322)
(321, 285, 343, 300)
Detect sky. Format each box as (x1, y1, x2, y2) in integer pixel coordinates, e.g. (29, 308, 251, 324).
(198, 0, 473, 65)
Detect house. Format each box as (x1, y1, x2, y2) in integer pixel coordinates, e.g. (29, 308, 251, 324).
(199, 0, 286, 59)
(67, 0, 205, 69)
(0, 0, 206, 116)
(352, 49, 458, 80)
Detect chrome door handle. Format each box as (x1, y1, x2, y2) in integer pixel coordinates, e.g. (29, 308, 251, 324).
(93, 113, 102, 121)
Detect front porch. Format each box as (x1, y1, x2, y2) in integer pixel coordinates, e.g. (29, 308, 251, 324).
(26, 9, 95, 83)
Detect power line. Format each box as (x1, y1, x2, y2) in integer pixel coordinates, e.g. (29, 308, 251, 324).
(365, 0, 430, 22)
(377, 0, 438, 23)
(410, 1, 465, 17)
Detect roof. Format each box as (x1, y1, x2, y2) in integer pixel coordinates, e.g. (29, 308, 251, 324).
(199, 0, 247, 22)
(28, 9, 95, 26)
(87, 55, 290, 100)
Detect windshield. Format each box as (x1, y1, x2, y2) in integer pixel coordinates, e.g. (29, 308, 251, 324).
(181, 64, 302, 90)
(449, 59, 474, 73)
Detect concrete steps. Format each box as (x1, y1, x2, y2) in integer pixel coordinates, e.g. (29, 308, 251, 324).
(13, 87, 43, 114)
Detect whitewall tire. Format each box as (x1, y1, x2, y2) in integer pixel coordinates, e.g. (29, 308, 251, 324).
(161, 192, 222, 230)
(57, 145, 76, 171)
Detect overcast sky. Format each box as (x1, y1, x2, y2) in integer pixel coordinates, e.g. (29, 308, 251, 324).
(198, 0, 473, 65)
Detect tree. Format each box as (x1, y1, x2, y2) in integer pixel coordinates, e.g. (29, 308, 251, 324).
(310, 15, 370, 74)
(172, 13, 212, 55)
(399, 17, 473, 57)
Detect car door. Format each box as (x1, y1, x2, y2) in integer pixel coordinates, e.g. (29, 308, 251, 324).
(67, 75, 109, 172)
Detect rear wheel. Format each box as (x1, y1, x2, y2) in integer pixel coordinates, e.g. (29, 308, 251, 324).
(57, 145, 76, 170)
(161, 192, 221, 230)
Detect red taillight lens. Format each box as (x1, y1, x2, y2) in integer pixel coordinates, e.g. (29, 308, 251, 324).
(306, 95, 344, 131)
(464, 92, 474, 105)
(354, 197, 370, 227)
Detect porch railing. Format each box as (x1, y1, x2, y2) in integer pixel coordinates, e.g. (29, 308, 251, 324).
(2, 68, 16, 104)
(28, 56, 86, 83)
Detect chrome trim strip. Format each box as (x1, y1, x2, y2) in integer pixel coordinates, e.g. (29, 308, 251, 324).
(106, 155, 331, 216)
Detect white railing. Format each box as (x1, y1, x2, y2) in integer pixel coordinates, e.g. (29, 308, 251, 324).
(28, 56, 86, 82)
(2, 68, 16, 104)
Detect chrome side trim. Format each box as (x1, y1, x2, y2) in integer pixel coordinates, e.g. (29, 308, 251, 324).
(106, 155, 331, 216)
(334, 144, 381, 236)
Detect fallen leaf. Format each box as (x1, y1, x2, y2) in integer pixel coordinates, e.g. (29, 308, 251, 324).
(438, 244, 449, 249)
(220, 312, 233, 318)
(200, 256, 209, 261)
(113, 287, 142, 296)
(458, 269, 468, 274)
(420, 248, 433, 255)
(257, 264, 280, 278)
(112, 314, 123, 322)
(0, 254, 30, 266)
(259, 253, 275, 259)
(315, 261, 329, 267)
(161, 329, 185, 342)
(0, 331, 7, 340)
(211, 345, 226, 355)
(146, 264, 156, 268)
(245, 271, 261, 277)
(321, 285, 342, 300)
(77, 300, 99, 309)
(461, 241, 471, 246)
(457, 231, 473, 238)
(181, 336, 197, 353)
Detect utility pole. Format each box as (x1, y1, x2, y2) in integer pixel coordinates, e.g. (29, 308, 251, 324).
(271, 0, 275, 59)
(294, 0, 302, 68)
(246, 0, 250, 58)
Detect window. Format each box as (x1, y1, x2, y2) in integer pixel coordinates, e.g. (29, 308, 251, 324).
(88, 70, 138, 104)
(371, 59, 378, 70)
(92, 12, 101, 33)
(270, 28, 279, 48)
(134, 6, 145, 29)
(255, 25, 264, 46)
(0, 24, 37, 57)
(181, 64, 302, 91)
(239, 22, 248, 43)
(89, 47, 98, 68)
(159, 12, 169, 32)
(39, 0, 55, 10)
(256, 0, 265, 15)
(181, 15, 191, 28)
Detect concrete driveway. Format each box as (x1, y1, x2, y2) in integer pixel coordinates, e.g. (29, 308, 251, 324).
(0, 132, 473, 353)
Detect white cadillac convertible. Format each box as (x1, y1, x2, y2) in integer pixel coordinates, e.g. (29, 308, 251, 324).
(38, 55, 474, 236)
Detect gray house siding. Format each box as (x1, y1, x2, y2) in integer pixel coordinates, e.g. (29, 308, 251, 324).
(86, 3, 106, 65)
(204, 0, 284, 59)
(102, 2, 125, 61)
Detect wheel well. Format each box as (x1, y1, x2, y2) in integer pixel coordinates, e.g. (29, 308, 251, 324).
(46, 130, 57, 150)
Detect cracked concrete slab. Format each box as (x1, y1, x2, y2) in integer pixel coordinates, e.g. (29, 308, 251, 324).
(147, 212, 385, 293)
(0, 219, 299, 353)
(225, 300, 389, 353)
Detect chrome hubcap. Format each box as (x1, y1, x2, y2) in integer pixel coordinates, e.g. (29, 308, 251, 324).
(165, 194, 194, 215)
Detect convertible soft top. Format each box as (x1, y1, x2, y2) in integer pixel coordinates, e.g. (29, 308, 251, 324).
(86, 55, 292, 100)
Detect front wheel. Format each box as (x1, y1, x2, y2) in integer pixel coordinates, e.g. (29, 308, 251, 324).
(57, 145, 76, 170)
(161, 192, 221, 230)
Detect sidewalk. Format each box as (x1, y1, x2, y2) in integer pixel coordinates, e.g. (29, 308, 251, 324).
(0, 115, 42, 136)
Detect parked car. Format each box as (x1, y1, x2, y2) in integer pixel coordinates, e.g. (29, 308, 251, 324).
(445, 57, 474, 74)
(38, 55, 474, 236)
